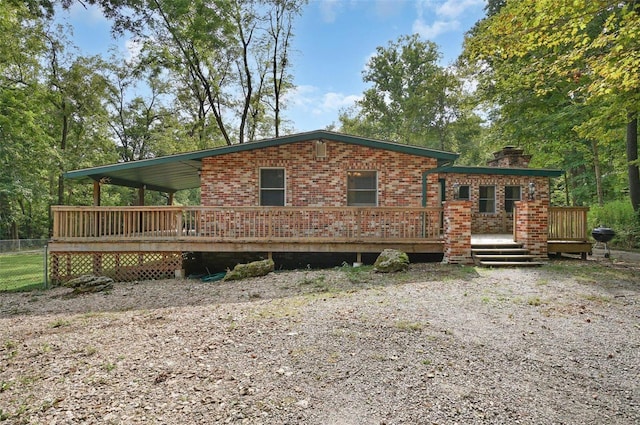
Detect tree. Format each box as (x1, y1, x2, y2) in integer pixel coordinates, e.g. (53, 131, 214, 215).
(465, 1, 640, 209)
(266, 0, 301, 137)
(43, 27, 115, 205)
(0, 2, 53, 239)
(340, 34, 480, 153)
(123, 0, 304, 145)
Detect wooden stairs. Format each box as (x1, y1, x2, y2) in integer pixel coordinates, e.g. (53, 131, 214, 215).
(471, 240, 544, 267)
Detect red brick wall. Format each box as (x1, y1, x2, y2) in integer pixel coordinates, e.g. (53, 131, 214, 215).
(201, 140, 439, 207)
(514, 199, 549, 258)
(441, 173, 550, 234)
(443, 201, 473, 264)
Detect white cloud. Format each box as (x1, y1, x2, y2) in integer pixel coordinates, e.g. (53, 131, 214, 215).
(283, 85, 318, 109)
(437, 0, 486, 19)
(319, 0, 342, 23)
(124, 38, 143, 62)
(284, 85, 361, 116)
(67, 3, 107, 24)
(413, 19, 460, 39)
(315, 92, 361, 115)
(412, 0, 485, 39)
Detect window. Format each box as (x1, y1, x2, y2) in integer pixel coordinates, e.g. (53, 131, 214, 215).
(347, 171, 377, 206)
(479, 185, 495, 213)
(505, 186, 521, 213)
(458, 185, 470, 200)
(260, 168, 285, 206)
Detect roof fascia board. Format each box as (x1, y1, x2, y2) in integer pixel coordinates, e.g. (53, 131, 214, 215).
(65, 131, 459, 180)
(439, 166, 563, 177)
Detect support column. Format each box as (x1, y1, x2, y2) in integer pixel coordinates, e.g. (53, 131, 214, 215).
(514, 199, 549, 259)
(442, 200, 473, 264)
(93, 181, 101, 206)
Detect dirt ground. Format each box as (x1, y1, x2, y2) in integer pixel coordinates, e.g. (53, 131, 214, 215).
(1, 253, 639, 424)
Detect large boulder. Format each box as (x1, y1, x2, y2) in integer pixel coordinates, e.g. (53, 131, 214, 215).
(63, 275, 114, 293)
(223, 258, 275, 281)
(373, 249, 409, 273)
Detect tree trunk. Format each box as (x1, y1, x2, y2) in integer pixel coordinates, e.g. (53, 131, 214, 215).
(57, 99, 68, 205)
(627, 112, 640, 211)
(591, 139, 604, 206)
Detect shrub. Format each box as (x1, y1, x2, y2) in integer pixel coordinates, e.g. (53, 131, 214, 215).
(588, 200, 640, 249)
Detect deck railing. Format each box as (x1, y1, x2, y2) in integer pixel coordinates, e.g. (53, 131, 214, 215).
(51, 206, 444, 242)
(548, 206, 589, 241)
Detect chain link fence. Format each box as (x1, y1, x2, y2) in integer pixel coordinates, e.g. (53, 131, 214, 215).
(0, 239, 49, 291)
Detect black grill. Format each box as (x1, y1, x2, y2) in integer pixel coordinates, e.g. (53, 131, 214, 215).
(591, 227, 615, 258)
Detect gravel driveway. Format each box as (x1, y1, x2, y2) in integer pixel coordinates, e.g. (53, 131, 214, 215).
(1, 258, 639, 424)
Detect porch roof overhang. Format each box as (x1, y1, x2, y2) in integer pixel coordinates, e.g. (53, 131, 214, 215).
(64, 130, 460, 193)
(435, 165, 563, 177)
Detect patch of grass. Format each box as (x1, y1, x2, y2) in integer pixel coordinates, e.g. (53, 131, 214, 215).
(527, 297, 542, 307)
(102, 362, 117, 372)
(395, 320, 425, 332)
(339, 264, 373, 284)
(581, 294, 612, 303)
(299, 273, 329, 290)
(0, 252, 46, 292)
(0, 380, 12, 392)
(545, 262, 632, 283)
(436, 264, 481, 282)
(254, 296, 312, 319)
(49, 318, 71, 328)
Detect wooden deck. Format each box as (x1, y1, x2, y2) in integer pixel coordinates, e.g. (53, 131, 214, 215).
(48, 205, 592, 282)
(49, 206, 445, 254)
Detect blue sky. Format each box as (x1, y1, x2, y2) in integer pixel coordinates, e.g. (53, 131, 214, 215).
(60, 0, 487, 133)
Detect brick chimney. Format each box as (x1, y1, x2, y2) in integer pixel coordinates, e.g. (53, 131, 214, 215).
(487, 146, 531, 168)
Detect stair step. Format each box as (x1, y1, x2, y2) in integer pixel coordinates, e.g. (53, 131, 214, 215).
(471, 242, 522, 248)
(472, 248, 529, 254)
(477, 261, 544, 267)
(475, 255, 536, 260)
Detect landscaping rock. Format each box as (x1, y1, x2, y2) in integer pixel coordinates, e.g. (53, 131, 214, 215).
(63, 275, 114, 293)
(373, 249, 409, 272)
(223, 259, 275, 281)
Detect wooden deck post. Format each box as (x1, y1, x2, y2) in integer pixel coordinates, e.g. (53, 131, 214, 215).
(93, 181, 101, 206)
(138, 187, 145, 206)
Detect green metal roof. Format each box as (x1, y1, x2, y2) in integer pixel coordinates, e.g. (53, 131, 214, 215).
(65, 130, 460, 192)
(437, 165, 563, 177)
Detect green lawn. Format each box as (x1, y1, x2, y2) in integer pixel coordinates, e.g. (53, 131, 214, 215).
(0, 252, 46, 292)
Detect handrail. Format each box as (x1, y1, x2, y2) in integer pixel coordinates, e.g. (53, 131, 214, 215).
(51, 206, 444, 241)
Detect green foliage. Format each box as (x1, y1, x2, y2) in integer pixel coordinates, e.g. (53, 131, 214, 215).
(588, 200, 640, 249)
(340, 34, 484, 154)
(463, 0, 640, 209)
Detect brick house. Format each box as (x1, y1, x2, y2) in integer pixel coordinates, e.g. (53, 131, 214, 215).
(50, 131, 587, 282)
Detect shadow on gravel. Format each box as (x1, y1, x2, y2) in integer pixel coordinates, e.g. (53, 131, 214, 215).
(545, 255, 640, 299)
(5, 258, 639, 319)
(0, 263, 482, 318)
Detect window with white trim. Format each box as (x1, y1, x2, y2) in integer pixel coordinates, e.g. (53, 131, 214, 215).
(260, 168, 285, 206)
(505, 185, 521, 213)
(347, 171, 377, 206)
(479, 185, 495, 213)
